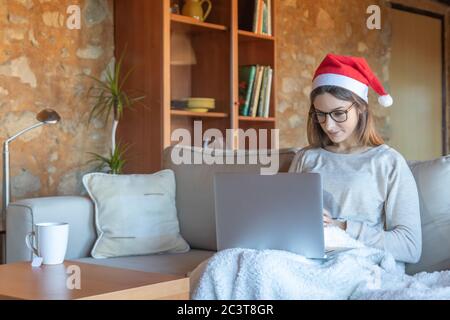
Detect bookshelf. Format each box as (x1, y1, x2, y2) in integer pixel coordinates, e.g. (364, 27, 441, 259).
(114, 0, 277, 173)
(171, 13, 228, 31)
(171, 109, 229, 118)
(239, 116, 276, 123)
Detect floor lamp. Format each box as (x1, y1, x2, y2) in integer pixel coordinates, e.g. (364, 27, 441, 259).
(1, 109, 61, 223)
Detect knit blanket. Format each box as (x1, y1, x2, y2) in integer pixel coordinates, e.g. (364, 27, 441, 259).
(190, 228, 450, 300)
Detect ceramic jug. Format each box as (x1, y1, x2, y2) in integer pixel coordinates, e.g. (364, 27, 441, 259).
(182, 0, 212, 22)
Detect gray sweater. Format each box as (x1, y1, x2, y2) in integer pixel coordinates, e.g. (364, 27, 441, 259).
(289, 144, 422, 263)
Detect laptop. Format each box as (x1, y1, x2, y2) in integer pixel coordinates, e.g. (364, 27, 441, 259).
(213, 172, 350, 259)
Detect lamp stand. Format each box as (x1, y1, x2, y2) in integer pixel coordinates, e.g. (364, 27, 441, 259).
(0, 108, 60, 264)
(2, 142, 10, 224)
(1, 122, 44, 223)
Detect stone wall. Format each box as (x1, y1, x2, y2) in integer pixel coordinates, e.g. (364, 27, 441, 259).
(0, 0, 114, 205)
(277, 0, 392, 148)
(277, 0, 450, 152)
(0, 0, 448, 207)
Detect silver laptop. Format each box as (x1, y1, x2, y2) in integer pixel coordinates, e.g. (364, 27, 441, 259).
(214, 172, 330, 259)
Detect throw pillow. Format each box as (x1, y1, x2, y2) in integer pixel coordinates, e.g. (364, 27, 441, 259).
(406, 155, 450, 274)
(82, 169, 190, 258)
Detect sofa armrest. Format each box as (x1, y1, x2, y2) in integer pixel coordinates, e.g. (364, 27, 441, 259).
(6, 196, 96, 263)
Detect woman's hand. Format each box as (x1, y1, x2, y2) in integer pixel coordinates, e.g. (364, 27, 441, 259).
(323, 209, 347, 231)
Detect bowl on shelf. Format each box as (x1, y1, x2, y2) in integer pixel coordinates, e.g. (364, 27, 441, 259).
(184, 97, 215, 113)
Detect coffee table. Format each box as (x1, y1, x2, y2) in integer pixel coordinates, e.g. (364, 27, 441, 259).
(0, 261, 189, 300)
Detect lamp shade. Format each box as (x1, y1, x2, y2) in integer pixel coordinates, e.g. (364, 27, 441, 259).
(36, 109, 61, 124)
(171, 31, 197, 66)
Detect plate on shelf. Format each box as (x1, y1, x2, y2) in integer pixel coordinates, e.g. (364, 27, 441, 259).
(186, 107, 210, 113)
(183, 98, 215, 111)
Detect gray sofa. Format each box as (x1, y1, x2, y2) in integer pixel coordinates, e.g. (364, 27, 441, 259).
(6, 146, 450, 278)
(6, 146, 298, 276)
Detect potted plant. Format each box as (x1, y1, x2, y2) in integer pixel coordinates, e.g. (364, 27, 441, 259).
(86, 53, 145, 174)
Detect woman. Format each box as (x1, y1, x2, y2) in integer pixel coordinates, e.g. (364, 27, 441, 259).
(289, 54, 422, 264)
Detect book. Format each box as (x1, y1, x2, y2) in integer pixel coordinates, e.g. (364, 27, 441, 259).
(263, 67, 273, 117)
(251, 66, 265, 117)
(249, 65, 264, 117)
(252, 0, 260, 33)
(257, 0, 264, 33)
(267, 0, 272, 35)
(262, 0, 268, 35)
(247, 65, 258, 116)
(238, 65, 257, 116)
(258, 66, 269, 117)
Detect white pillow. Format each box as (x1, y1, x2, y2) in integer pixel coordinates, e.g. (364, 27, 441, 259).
(82, 169, 190, 259)
(406, 155, 450, 274)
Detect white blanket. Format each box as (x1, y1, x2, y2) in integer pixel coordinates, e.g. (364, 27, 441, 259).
(191, 228, 450, 300)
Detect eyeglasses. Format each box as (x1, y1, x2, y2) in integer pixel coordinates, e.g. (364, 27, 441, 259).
(309, 103, 356, 124)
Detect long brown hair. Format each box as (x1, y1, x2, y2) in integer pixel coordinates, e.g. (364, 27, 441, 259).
(307, 86, 384, 149)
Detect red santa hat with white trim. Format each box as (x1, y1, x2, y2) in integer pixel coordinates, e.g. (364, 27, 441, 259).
(312, 53, 393, 107)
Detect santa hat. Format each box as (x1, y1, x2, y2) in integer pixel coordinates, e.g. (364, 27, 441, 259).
(312, 53, 393, 107)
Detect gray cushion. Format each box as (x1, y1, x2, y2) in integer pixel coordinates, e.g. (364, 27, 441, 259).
(76, 249, 215, 276)
(406, 155, 450, 274)
(82, 170, 190, 258)
(163, 146, 300, 251)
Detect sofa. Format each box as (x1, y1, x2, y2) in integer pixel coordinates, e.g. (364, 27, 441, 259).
(6, 146, 298, 276)
(5, 146, 450, 278)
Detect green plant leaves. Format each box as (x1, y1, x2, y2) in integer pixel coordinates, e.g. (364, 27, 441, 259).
(86, 52, 145, 125)
(86, 50, 145, 175)
(87, 143, 130, 175)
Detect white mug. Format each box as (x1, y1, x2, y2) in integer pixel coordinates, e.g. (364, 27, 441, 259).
(25, 222, 69, 265)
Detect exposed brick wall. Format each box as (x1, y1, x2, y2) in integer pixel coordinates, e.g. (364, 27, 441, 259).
(0, 0, 114, 204)
(0, 0, 448, 207)
(277, 0, 450, 154)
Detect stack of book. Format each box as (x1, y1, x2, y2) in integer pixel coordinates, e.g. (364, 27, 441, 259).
(238, 65, 273, 118)
(253, 0, 272, 35)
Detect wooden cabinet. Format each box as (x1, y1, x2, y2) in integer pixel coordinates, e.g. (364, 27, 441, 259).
(114, 0, 277, 173)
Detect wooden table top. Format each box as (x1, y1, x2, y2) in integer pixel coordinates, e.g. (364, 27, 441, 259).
(0, 261, 189, 300)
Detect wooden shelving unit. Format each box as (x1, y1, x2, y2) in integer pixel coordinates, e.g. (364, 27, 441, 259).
(239, 116, 276, 123)
(171, 110, 229, 118)
(238, 29, 275, 41)
(114, 0, 277, 173)
(171, 13, 228, 31)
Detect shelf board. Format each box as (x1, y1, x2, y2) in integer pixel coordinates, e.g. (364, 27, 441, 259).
(171, 14, 228, 32)
(238, 30, 275, 42)
(239, 116, 276, 122)
(171, 109, 229, 118)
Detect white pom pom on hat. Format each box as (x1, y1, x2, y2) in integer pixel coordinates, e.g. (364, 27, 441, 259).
(378, 94, 393, 107)
(312, 53, 394, 108)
